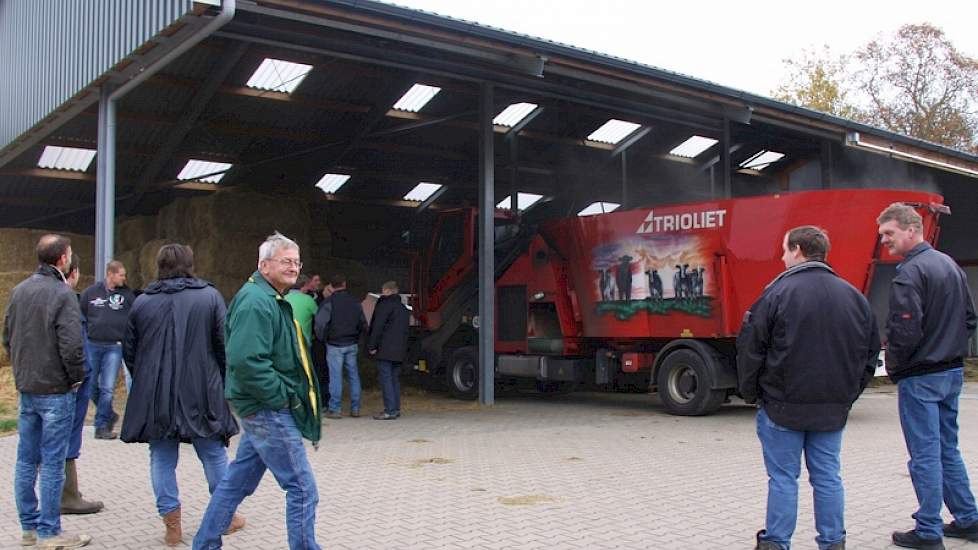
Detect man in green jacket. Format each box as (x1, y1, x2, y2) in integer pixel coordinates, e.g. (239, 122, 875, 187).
(193, 232, 321, 550)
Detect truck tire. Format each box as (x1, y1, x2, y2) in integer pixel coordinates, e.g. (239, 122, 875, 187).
(446, 347, 479, 400)
(656, 349, 725, 416)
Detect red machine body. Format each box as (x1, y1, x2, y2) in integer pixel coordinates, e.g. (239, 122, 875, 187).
(411, 188, 946, 415)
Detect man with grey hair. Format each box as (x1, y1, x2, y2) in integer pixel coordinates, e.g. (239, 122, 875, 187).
(878, 203, 978, 550)
(193, 232, 322, 550)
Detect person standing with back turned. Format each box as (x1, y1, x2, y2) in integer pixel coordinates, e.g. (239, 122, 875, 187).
(737, 226, 879, 550)
(877, 203, 978, 550)
(3, 234, 92, 549)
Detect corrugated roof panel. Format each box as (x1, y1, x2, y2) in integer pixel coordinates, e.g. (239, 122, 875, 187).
(0, 0, 195, 151)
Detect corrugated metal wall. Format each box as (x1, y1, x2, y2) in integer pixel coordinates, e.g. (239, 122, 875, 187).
(0, 0, 194, 150)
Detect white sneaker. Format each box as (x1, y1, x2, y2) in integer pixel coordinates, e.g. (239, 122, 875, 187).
(21, 530, 36, 547)
(36, 532, 92, 549)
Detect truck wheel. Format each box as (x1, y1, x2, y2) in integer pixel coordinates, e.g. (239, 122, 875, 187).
(656, 349, 725, 416)
(446, 347, 479, 400)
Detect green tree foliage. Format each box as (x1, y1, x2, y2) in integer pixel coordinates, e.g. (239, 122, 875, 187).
(773, 46, 856, 119)
(774, 24, 978, 153)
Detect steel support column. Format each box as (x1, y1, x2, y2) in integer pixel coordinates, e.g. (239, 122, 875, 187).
(721, 116, 731, 198)
(620, 150, 628, 209)
(477, 82, 495, 406)
(95, 84, 116, 281)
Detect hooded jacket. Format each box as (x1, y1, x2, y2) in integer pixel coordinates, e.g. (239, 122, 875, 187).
(223, 272, 321, 443)
(121, 277, 239, 444)
(737, 261, 880, 431)
(3, 264, 85, 394)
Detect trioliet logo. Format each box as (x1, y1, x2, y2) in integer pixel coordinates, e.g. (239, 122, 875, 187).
(636, 208, 728, 234)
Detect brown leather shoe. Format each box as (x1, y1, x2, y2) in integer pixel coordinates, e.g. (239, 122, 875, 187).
(162, 508, 182, 546)
(350, 410, 361, 418)
(224, 513, 246, 535)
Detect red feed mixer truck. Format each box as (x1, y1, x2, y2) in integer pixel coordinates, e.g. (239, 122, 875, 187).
(407, 188, 948, 416)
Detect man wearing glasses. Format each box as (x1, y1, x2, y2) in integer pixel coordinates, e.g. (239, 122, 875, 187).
(193, 232, 322, 550)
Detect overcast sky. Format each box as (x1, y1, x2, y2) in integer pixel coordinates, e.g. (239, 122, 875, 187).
(388, 0, 978, 97)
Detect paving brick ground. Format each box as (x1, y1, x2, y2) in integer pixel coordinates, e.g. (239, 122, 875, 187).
(2, 384, 978, 549)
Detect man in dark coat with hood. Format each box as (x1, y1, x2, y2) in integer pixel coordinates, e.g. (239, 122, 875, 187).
(367, 281, 410, 420)
(737, 226, 879, 550)
(121, 244, 242, 546)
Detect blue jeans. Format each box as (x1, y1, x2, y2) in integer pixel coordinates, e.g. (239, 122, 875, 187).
(376, 360, 402, 415)
(193, 410, 320, 550)
(326, 344, 361, 413)
(898, 368, 978, 539)
(15, 392, 76, 538)
(150, 438, 229, 516)
(756, 408, 846, 550)
(87, 342, 122, 429)
(66, 371, 94, 460)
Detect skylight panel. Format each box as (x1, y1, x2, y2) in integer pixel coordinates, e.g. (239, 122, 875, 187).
(669, 136, 719, 158)
(392, 84, 442, 112)
(404, 182, 443, 202)
(587, 119, 641, 145)
(496, 192, 544, 211)
(315, 173, 351, 194)
(740, 150, 785, 170)
(177, 160, 232, 184)
(493, 102, 538, 127)
(37, 145, 96, 171)
(246, 58, 313, 94)
(578, 202, 621, 217)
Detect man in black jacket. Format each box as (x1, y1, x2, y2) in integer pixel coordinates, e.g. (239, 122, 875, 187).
(367, 281, 410, 420)
(3, 234, 92, 548)
(737, 226, 879, 550)
(877, 203, 978, 550)
(79, 260, 134, 439)
(314, 274, 366, 419)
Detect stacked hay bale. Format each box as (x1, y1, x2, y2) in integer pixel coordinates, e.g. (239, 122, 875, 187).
(0, 229, 95, 364)
(112, 189, 364, 302)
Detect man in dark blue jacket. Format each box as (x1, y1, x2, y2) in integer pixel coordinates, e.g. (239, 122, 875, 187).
(367, 281, 410, 420)
(738, 226, 879, 550)
(314, 274, 366, 419)
(878, 203, 978, 550)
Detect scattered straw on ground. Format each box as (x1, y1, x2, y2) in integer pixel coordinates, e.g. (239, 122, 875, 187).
(409, 457, 454, 469)
(497, 495, 558, 506)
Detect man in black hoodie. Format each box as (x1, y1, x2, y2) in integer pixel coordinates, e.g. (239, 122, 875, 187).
(3, 234, 92, 548)
(367, 281, 410, 420)
(79, 260, 135, 439)
(315, 274, 366, 419)
(737, 226, 879, 550)
(878, 203, 978, 550)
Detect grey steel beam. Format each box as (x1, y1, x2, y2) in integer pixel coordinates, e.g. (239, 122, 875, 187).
(93, 0, 237, 276)
(620, 149, 628, 209)
(721, 117, 731, 198)
(610, 127, 651, 157)
(505, 106, 543, 141)
(95, 83, 116, 283)
(125, 41, 249, 213)
(478, 81, 495, 406)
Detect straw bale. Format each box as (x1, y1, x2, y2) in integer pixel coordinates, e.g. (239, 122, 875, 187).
(138, 239, 172, 284)
(191, 237, 257, 285)
(0, 229, 94, 274)
(116, 216, 158, 253)
(116, 250, 143, 290)
(156, 198, 195, 242)
(205, 190, 311, 245)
